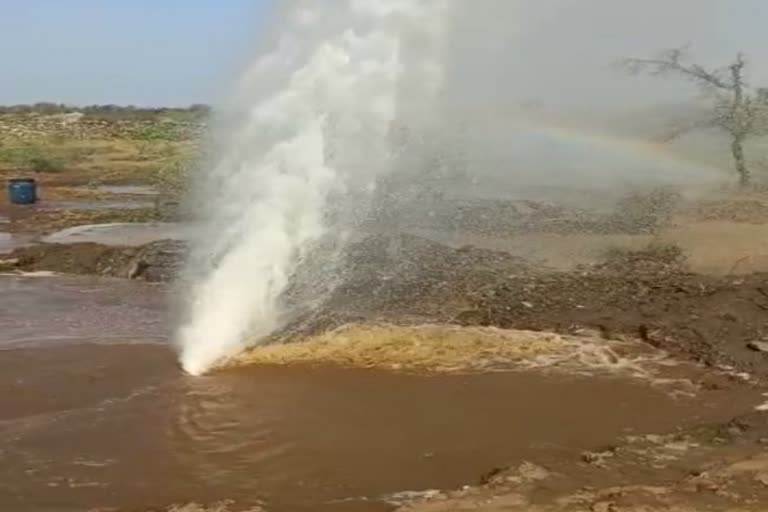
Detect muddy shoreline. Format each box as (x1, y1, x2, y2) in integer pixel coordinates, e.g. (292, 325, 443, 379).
(7, 230, 768, 377)
(393, 409, 768, 512)
(11, 232, 768, 380)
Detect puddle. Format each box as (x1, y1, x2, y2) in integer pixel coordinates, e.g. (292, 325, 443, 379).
(0, 274, 168, 348)
(42, 222, 193, 246)
(0, 275, 763, 511)
(94, 184, 158, 196)
(0, 232, 14, 252)
(0, 232, 33, 254)
(39, 199, 155, 211)
(0, 232, 16, 252)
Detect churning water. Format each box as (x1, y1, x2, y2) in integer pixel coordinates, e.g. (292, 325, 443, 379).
(176, 0, 451, 375)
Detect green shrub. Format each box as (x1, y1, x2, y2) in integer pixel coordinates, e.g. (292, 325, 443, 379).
(28, 155, 66, 172)
(130, 124, 184, 143)
(152, 157, 190, 196)
(0, 145, 68, 172)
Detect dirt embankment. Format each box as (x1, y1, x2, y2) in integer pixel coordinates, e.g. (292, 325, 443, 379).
(461, 269, 768, 376)
(3, 240, 184, 282)
(268, 233, 768, 380)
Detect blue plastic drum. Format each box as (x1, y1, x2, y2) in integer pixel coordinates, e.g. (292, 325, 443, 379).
(8, 178, 38, 205)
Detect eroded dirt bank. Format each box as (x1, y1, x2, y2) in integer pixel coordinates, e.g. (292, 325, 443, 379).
(3, 239, 184, 281)
(271, 232, 768, 380)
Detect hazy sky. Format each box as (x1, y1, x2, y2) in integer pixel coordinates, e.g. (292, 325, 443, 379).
(445, 0, 768, 112)
(3, 1, 768, 109)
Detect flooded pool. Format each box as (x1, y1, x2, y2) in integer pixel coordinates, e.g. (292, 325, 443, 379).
(94, 184, 159, 196)
(42, 222, 193, 247)
(0, 274, 168, 347)
(0, 276, 762, 511)
(0, 232, 33, 254)
(40, 199, 156, 211)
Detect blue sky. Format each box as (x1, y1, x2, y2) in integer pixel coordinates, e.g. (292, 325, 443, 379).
(3, 1, 768, 109)
(1, 0, 270, 106)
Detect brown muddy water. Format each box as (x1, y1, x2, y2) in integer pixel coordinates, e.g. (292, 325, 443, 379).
(0, 275, 763, 511)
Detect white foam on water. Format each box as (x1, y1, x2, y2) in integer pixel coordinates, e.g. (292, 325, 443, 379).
(755, 393, 768, 412)
(0, 271, 58, 278)
(176, 0, 450, 375)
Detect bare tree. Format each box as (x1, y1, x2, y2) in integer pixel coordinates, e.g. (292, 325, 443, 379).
(620, 48, 768, 186)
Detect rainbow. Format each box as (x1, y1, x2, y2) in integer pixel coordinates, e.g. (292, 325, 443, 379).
(468, 110, 730, 182)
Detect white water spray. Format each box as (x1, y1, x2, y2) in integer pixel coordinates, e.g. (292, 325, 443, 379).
(176, 0, 450, 375)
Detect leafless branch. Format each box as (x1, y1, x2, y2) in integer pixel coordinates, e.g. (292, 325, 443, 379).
(618, 48, 733, 92)
(619, 47, 768, 186)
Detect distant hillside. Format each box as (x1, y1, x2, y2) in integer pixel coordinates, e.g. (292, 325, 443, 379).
(0, 103, 211, 122)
